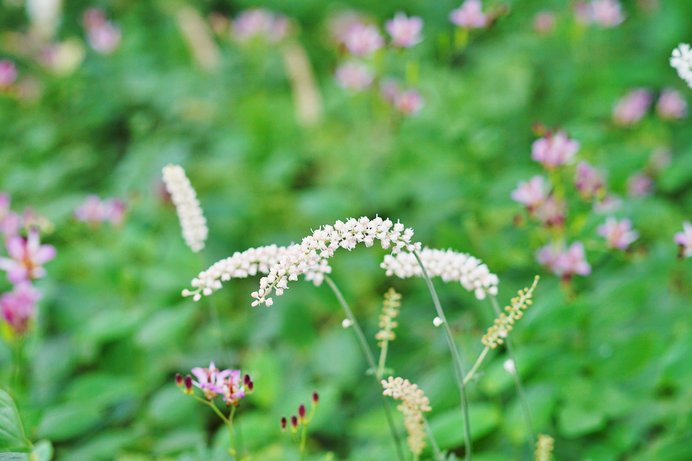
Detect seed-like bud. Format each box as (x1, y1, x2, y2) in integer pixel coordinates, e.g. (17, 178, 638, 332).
(184, 375, 193, 394)
(312, 392, 319, 404)
(298, 404, 306, 420)
(175, 373, 183, 386)
(243, 374, 251, 386)
(280, 417, 287, 431)
(247, 379, 254, 392)
(291, 415, 299, 429)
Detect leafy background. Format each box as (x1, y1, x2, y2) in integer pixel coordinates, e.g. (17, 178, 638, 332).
(1, 0, 691, 460)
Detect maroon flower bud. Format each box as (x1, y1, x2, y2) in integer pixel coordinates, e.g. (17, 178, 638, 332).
(175, 373, 183, 386)
(312, 392, 319, 404)
(244, 374, 251, 386)
(247, 379, 254, 392)
(291, 415, 299, 429)
(184, 374, 193, 394)
(298, 404, 306, 420)
(280, 417, 287, 431)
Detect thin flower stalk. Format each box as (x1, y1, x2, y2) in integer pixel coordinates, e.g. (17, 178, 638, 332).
(324, 276, 406, 461)
(413, 251, 472, 461)
(482, 277, 539, 349)
(376, 288, 402, 378)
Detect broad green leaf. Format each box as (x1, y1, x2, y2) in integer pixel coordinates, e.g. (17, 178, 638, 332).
(429, 404, 501, 449)
(0, 390, 30, 452)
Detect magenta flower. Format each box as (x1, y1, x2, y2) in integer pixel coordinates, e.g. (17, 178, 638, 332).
(343, 23, 384, 56)
(656, 89, 687, 120)
(536, 196, 566, 228)
(0, 230, 56, 284)
(191, 362, 234, 399)
(1, 283, 40, 335)
(335, 62, 374, 91)
(232, 9, 289, 44)
(574, 161, 605, 200)
(83, 8, 121, 54)
(598, 217, 638, 250)
(613, 89, 652, 126)
(627, 173, 653, 198)
(449, 0, 488, 29)
(222, 370, 246, 406)
(533, 11, 556, 35)
(393, 89, 424, 115)
(0, 60, 17, 88)
(674, 222, 692, 258)
(531, 131, 580, 169)
(511, 176, 547, 212)
(538, 242, 591, 278)
(385, 12, 423, 48)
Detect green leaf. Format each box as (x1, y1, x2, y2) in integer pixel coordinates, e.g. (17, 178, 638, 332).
(429, 404, 501, 449)
(558, 403, 607, 438)
(0, 390, 30, 452)
(37, 404, 102, 442)
(30, 441, 52, 461)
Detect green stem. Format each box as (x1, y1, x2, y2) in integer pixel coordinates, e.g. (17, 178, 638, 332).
(324, 276, 407, 461)
(463, 347, 490, 386)
(228, 406, 237, 459)
(299, 421, 308, 461)
(377, 339, 389, 380)
(489, 295, 535, 447)
(423, 416, 446, 461)
(413, 251, 472, 461)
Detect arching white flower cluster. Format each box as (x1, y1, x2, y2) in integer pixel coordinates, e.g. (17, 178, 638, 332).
(381, 247, 499, 300)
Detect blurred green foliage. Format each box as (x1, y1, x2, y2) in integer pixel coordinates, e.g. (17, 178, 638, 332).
(1, 0, 691, 460)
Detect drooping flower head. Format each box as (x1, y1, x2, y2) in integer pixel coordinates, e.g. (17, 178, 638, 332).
(574, 162, 605, 200)
(385, 12, 423, 48)
(613, 89, 652, 126)
(0, 229, 56, 284)
(656, 88, 687, 120)
(162, 164, 208, 253)
(0, 60, 18, 89)
(1, 282, 41, 335)
(598, 217, 639, 250)
(531, 131, 580, 169)
(674, 221, 692, 258)
(335, 62, 374, 91)
(511, 175, 548, 212)
(342, 23, 384, 56)
(670, 43, 692, 89)
(449, 0, 488, 29)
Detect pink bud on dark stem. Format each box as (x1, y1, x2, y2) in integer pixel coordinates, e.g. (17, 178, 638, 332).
(312, 392, 319, 404)
(291, 415, 299, 429)
(280, 417, 287, 431)
(298, 404, 306, 420)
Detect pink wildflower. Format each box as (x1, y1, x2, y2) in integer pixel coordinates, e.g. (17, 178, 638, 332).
(1, 283, 40, 335)
(0, 60, 17, 88)
(574, 162, 605, 200)
(536, 244, 562, 274)
(232, 9, 289, 43)
(335, 62, 373, 91)
(613, 89, 652, 126)
(0, 229, 56, 284)
(222, 370, 246, 406)
(343, 23, 384, 56)
(511, 176, 547, 212)
(0, 194, 21, 238)
(627, 173, 653, 198)
(536, 196, 566, 228)
(531, 131, 580, 169)
(538, 242, 591, 278)
(674, 221, 692, 258)
(191, 362, 234, 400)
(590, 0, 625, 27)
(74, 195, 126, 226)
(393, 89, 424, 115)
(656, 89, 687, 120)
(598, 217, 638, 249)
(449, 0, 488, 29)
(385, 12, 423, 48)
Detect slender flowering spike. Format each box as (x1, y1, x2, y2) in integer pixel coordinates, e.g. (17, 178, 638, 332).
(1, 283, 41, 335)
(670, 44, 692, 88)
(335, 62, 374, 91)
(382, 247, 499, 300)
(656, 89, 687, 120)
(342, 23, 383, 56)
(385, 12, 423, 48)
(252, 216, 420, 307)
(449, 0, 488, 29)
(511, 176, 548, 212)
(280, 417, 287, 431)
(482, 276, 539, 349)
(0, 229, 56, 284)
(232, 8, 289, 44)
(674, 221, 692, 258)
(574, 162, 605, 200)
(598, 217, 638, 250)
(312, 392, 319, 404)
(382, 377, 432, 456)
(613, 89, 652, 126)
(0, 60, 18, 88)
(162, 164, 208, 253)
(531, 131, 580, 169)
(375, 288, 402, 346)
(535, 434, 555, 461)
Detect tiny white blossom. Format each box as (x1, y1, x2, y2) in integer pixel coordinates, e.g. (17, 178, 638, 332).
(503, 359, 516, 375)
(162, 164, 208, 253)
(342, 318, 353, 328)
(432, 316, 443, 327)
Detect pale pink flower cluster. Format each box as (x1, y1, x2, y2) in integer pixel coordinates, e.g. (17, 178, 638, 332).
(674, 221, 692, 258)
(231, 8, 289, 44)
(656, 89, 687, 120)
(511, 176, 547, 212)
(576, 0, 625, 28)
(598, 217, 638, 250)
(252, 217, 420, 307)
(335, 62, 374, 91)
(380, 80, 425, 116)
(382, 376, 431, 456)
(385, 13, 423, 48)
(186, 362, 250, 406)
(670, 43, 692, 89)
(536, 242, 591, 279)
(0, 60, 18, 89)
(531, 131, 580, 169)
(1, 283, 41, 335)
(449, 0, 488, 29)
(0, 229, 56, 284)
(74, 195, 126, 226)
(574, 162, 605, 200)
(342, 23, 384, 56)
(613, 89, 652, 126)
(83, 8, 121, 54)
(162, 164, 208, 253)
(381, 247, 499, 300)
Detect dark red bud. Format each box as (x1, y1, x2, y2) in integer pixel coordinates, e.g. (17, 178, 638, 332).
(244, 374, 251, 386)
(175, 373, 183, 385)
(247, 380, 254, 391)
(280, 417, 287, 430)
(312, 392, 319, 404)
(298, 404, 306, 419)
(184, 375, 193, 392)
(291, 415, 298, 429)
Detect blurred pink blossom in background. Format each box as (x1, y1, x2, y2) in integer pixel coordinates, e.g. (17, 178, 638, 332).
(393, 89, 424, 115)
(533, 11, 556, 35)
(613, 89, 652, 126)
(385, 12, 423, 48)
(83, 8, 121, 54)
(232, 8, 289, 44)
(576, 0, 625, 28)
(0, 60, 17, 88)
(449, 0, 488, 29)
(627, 173, 653, 198)
(598, 217, 638, 249)
(511, 176, 547, 212)
(531, 131, 580, 169)
(538, 242, 591, 279)
(574, 162, 605, 200)
(74, 195, 126, 226)
(0, 229, 56, 284)
(335, 62, 373, 91)
(674, 222, 692, 258)
(1, 282, 41, 335)
(342, 23, 384, 56)
(656, 88, 687, 120)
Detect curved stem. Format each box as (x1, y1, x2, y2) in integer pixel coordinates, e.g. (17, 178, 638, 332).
(413, 251, 472, 461)
(463, 347, 490, 386)
(324, 276, 407, 461)
(489, 295, 535, 447)
(423, 416, 445, 461)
